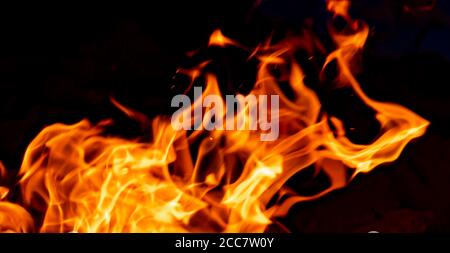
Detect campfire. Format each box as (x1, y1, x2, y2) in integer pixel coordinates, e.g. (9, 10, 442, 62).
(0, 0, 429, 233)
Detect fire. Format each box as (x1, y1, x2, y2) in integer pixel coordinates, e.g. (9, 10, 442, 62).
(0, 1, 429, 233)
(209, 29, 239, 48)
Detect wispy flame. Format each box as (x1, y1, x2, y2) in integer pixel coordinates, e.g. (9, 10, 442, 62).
(0, 1, 429, 232)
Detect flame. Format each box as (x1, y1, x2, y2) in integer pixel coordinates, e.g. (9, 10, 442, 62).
(0, 2, 429, 233)
(209, 29, 240, 48)
(0, 162, 34, 233)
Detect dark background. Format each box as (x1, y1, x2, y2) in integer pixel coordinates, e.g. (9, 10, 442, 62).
(0, 0, 449, 232)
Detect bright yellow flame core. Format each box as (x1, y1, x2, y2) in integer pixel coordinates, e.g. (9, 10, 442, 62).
(0, 2, 429, 232)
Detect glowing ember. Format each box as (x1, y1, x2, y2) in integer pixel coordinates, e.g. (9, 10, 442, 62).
(0, 0, 429, 233)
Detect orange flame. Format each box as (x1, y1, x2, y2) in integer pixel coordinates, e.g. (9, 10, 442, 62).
(0, 2, 429, 232)
(0, 162, 34, 232)
(208, 29, 240, 48)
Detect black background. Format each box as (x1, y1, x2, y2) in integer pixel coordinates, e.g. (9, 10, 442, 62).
(0, 0, 449, 232)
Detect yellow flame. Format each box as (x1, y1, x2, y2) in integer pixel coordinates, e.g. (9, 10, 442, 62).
(0, 1, 429, 233)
